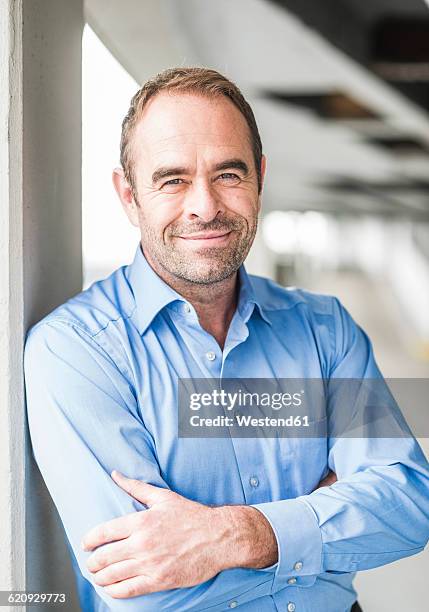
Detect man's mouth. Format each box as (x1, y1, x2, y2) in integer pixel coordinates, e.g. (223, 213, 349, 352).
(176, 231, 232, 246)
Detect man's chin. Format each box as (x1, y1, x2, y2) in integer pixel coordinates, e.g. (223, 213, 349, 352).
(170, 259, 238, 285)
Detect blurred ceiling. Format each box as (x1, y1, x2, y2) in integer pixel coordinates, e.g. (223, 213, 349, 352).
(85, 0, 429, 220)
(271, 0, 429, 113)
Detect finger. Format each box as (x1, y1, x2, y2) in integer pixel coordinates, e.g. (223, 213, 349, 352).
(104, 574, 154, 599)
(111, 471, 171, 507)
(323, 470, 338, 486)
(82, 513, 136, 551)
(86, 539, 131, 573)
(315, 470, 338, 490)
(93, 559, 141, 587)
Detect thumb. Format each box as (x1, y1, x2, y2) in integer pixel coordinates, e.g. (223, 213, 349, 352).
(111, 470, 171, 507)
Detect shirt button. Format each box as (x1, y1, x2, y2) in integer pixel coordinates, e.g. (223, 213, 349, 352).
(229, 601, 238, 609)
(183, 303, 191, 313)
(293, 561, 303, 571)
(287, 577, 297, 585)
(287, 603, 296, 612)
(249, 476, 259, 488)
(206, 351, 216, 361)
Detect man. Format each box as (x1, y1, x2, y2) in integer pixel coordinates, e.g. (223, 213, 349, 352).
(24, 67, 429, 612)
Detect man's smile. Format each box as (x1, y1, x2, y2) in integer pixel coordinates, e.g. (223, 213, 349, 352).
(175, 230, 233, 247)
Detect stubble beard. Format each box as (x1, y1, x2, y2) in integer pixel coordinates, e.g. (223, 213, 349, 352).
(140, 214, 258, 285)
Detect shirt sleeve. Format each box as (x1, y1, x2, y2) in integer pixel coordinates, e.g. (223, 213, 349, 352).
(24, 319, 275, 612)
(252, 297, 429, 595)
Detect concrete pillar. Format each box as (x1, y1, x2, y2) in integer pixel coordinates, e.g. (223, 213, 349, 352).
(0, 0, 25, 599)
(1, 0, 83, 608)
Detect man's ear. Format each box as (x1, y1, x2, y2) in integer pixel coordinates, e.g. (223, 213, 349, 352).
(260, 155, 267, 189)
(112, 167, 140, 227)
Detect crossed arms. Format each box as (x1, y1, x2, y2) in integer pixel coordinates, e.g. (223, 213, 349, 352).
(24, 319, 429, 611)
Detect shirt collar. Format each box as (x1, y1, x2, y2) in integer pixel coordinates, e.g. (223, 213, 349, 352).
(236, 264, 272, 327)
(127, 243, 272, 335)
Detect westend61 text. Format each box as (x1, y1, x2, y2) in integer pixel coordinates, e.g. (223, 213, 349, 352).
(190, 414, 310, 427)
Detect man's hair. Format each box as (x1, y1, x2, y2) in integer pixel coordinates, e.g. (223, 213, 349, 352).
(120, 67, 263, 194)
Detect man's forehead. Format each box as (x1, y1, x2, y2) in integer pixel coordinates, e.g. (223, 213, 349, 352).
(147, 138, 247, 161)
(148, 142, 249, 169)
(132, 92, 251, 154)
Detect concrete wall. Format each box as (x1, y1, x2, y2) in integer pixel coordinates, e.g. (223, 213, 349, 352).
(23, 1, 83, 607)
(0, 0, 26, 600)
(1, 1, 83, 609)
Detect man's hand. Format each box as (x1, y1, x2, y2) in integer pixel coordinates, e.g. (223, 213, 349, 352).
(82, 471, 261, 599)
(315, 470, 337, 489)
(82, 469, 337, 599)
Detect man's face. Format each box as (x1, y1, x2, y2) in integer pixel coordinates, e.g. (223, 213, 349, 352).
(119, 92, 265, 284)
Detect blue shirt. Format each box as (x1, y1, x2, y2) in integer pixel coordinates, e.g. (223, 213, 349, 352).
(24, 243, 429, 612)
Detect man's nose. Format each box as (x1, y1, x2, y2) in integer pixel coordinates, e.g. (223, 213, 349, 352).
(183, 180, 225, 223)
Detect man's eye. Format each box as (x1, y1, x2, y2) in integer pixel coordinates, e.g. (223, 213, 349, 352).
(162, 178, 184, 187)
(218, 173, 240, 182)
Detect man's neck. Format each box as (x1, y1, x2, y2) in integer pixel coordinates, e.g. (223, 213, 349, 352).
(142, 247, 239, 351)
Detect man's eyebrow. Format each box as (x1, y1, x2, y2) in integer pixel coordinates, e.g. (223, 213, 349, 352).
(151, 159, 250, 185)
(151, 166, 190, 185)
(213, 159, 249, 175)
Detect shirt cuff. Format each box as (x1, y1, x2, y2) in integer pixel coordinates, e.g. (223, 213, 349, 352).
(251, 497, 323, 592)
